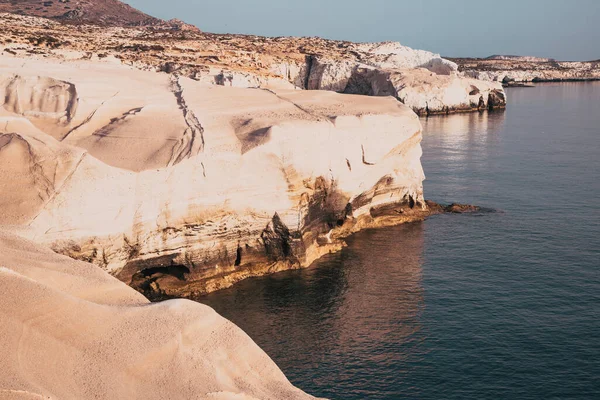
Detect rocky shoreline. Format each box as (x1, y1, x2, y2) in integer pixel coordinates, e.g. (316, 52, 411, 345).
(131, 201, 481, 301)
(450, 56, 600, 84)
(0, 9, 508, 301)
(129, 203, 433, 300)
(0, 49, 481, 301)
(0, 2, 576, 399)
(0, 52, 428, 299)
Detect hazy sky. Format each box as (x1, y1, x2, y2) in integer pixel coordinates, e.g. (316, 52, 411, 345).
(127, 0, 599, 61)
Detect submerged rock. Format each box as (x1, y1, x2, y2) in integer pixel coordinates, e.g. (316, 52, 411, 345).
(425, 200, 482, 214)
(445, 203, 482, 213)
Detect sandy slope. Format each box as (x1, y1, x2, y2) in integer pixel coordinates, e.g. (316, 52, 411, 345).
(0, 230, 317, 400)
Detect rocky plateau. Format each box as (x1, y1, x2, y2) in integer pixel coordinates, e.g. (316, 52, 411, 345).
(0, 6, 505, 299)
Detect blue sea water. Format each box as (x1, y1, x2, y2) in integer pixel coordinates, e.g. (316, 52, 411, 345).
(198, 83, 600, 399)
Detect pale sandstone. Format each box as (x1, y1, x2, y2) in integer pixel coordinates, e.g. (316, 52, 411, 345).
(0, 230, 317, 400)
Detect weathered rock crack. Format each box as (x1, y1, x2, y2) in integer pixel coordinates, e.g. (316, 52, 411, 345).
(168, 75, 205, 167)
(61, 91, 119, 141)
(261, 88, 328, 122)
(92, 107, 144, 137)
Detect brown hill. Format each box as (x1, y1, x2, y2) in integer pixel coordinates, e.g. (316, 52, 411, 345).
(0, 0, 162, 26)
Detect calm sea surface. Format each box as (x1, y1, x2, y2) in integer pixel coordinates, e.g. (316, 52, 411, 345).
(198, 83, 600, 399)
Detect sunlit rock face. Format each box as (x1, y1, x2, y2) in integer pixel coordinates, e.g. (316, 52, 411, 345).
(177, 43, 502, 116)
(353, 42, 459, 74)
(287, 44, 506, 115)
(0, 230, 317, 400)
(0, 55, 428, 297)
(304, 42, 459, 92)
(341, 67, 506, 116)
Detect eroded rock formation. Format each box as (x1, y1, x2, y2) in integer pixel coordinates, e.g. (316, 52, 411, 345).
(0, 54, 429, 298)
(342, 67, 505, 115)
(0, 3, 497, 398)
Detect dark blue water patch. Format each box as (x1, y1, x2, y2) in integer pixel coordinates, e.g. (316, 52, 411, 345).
(197, 82, 600, 400)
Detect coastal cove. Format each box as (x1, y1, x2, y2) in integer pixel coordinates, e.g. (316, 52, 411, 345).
(0, 2, 598, 399)
(197, 83, 600, 399)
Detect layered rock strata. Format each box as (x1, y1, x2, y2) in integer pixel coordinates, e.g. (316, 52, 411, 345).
(0, 54, 428, 298)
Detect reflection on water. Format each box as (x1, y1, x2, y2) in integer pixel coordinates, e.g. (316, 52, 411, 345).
(422, 110, 506, 158)
(199, 223, 425, 399)
(420, 111, 506, 204)
(423, 108, 506, 137)
(198, 83, 600, 400)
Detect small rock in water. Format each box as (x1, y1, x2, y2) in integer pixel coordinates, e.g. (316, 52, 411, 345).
(424, 200, 481, 214)
(444, 203, 481, 213)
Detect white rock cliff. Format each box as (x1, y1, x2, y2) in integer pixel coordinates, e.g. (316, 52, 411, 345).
(0, 54, 428, 298)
